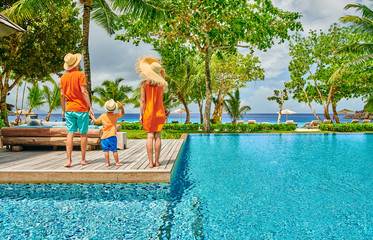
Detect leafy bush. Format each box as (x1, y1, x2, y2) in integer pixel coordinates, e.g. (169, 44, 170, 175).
(119, 123, 296, 133)
(319, 123, 373, 132)
(0, 118, 5, 129)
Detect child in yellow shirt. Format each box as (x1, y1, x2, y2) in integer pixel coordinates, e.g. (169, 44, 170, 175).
(89, 99, 124, 167)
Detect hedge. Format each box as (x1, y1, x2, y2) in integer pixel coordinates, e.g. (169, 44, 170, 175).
(319, 123, 373, 132)
(119, 123, 297, 132)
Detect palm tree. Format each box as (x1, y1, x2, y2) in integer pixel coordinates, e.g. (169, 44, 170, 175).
(92, 78, 132, 107)
(27, 82, 46, 114)
(224, 89, 251, 124)
(338, 3, 373, 67)
(161, 54, 199, 124)
(4, 0, 160, 97)
(332, 2, 373, 113)
(43, 78, 61, 121)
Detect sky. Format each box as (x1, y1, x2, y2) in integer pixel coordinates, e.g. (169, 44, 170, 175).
(7, 0, 370, 114)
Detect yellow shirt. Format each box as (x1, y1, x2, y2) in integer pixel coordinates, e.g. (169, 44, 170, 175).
(97, 113, 122, 139)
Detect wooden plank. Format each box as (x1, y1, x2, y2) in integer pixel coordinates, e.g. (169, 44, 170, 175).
(137, 139, 175, 170)
(165, 140, 184, 171)
(0, 139, 185, 183)
(162, 139, 180, 169)
(1, 127, 102, 137)
(2, 136, 100, 146)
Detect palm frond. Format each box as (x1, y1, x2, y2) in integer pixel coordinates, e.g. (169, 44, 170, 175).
(91, 0, 118, 35)
(337, 42, 373, 55)
(112, 0, 162, 19)
(343, 3, 373, 20)
(3, 0, 56, 23)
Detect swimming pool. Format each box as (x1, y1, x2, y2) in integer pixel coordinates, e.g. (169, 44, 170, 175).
(1, 134, 372, 239)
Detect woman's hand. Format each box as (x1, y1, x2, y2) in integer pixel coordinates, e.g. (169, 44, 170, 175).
(139, 115, 143, 124)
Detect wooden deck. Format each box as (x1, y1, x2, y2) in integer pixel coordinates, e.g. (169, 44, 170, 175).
(0, 139, 185, 183)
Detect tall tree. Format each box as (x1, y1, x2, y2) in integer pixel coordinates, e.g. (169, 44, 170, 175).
(287, 24, 373, 123)
(43, 78, 61, 122)
(116, 0, 302, 132)
(224, 89, 251, 124)
(4, 0, 160, 98)
(92, 78, 132, 107)
(0, 0, 81, 126)
(210, 52, 264, 124)
(268, 89, 288, 124)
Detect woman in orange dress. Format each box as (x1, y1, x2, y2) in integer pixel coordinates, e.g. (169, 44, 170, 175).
(136, 56, 168, 168)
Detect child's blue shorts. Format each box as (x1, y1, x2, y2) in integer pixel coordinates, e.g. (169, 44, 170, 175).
(101, 136, 117, 152)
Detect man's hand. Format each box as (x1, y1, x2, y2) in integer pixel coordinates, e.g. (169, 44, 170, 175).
(89, 108, 94, 118)
(62, 111, 65, 119)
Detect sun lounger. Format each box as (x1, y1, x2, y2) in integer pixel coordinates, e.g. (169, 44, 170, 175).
(323, 119, 332, 124)
(285, 120, 298, 127)
(236, 120, 244, 124)
(302, 122, 311, 128)
(362, 119, 371, 123)
(247, 120, 256, 124)
(351, 120, 359, 123)
(310, 120, 320, 129)
(172, 121, 179, 123)
(262, 122, 269, 124)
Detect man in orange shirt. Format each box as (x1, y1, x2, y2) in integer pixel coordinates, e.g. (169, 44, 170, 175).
(60, 53, 94, 167)
(90, 99, 124, 167)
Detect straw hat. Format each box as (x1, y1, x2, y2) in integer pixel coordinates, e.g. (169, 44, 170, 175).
(64, 53, 82, 70)
(135, 56, 168, 86)
(104, 99, 118, 112)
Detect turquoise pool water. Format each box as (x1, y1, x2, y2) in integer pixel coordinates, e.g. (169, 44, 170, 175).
(1, 134, 372, 239)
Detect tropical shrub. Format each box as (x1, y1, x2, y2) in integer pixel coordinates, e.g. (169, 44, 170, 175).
(319, 123, 373, 132)
(119, 123, 297, 133)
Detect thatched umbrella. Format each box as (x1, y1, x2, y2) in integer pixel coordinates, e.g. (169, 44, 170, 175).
(172, 108, 188, 123)
(277, 109, 296, 121)
(0, 13, 25, 37)
(337, 108, 354, 119)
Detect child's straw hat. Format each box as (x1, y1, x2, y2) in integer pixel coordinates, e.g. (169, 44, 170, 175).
(135, 56, 168, 86)
(104, 99, 118, 112)
(64, 53, 82, 70)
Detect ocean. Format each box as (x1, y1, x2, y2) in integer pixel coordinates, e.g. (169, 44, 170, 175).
(8, 113, 354, 127)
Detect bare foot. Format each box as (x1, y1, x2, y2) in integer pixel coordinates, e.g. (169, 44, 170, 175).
(64, 160, 72, 167)
(106, 163, 110, 167)
(155, 162, 160, 167)
(149, 163, 154, 168)
(81, 160, 90, 166)
(116, 162, 123, 166)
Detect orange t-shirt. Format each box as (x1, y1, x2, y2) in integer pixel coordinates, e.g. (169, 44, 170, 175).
(97, 113, 122, 139)
(60, 68, 88, 112)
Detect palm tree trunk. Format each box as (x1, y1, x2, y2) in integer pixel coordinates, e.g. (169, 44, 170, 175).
(82, 2, 92, 98)
(203, 48, 212, 133)
(331, 96, 340, 123)
(180, 98, 190, 124)
(197, 100, 203, 124)
(45, 110, 52, 122)
(277, 90, 284, 124)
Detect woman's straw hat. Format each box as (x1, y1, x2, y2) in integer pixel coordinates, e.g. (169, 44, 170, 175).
(104, 99, 118, 112)
(135, 56, 168, 86)
(64, 53, 82, 70)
